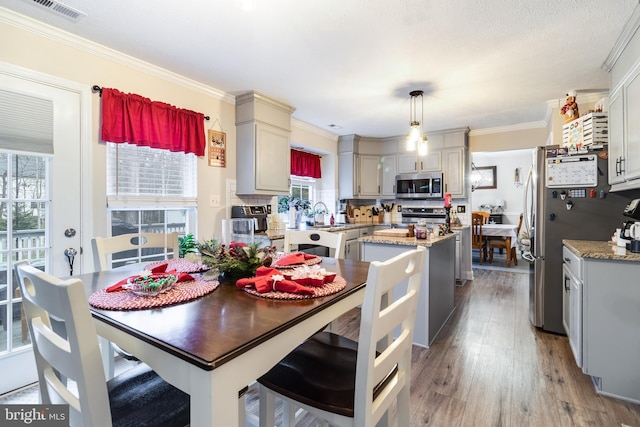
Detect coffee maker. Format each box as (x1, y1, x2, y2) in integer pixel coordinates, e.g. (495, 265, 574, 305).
(621, 199, 640, 240)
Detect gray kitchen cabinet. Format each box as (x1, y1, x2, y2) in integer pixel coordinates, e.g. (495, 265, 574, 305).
(338, 138, 381, 199)
(443, 147, 465, 197)
(563, 243, 640, 403)
(395, 129, 468, 198)
(397, 151, 441, 174)
(338, 153, 381, 199)
(235, 91, 295, 195)
(343, 228, 361, 261)
(380, 154, 397, 197)
(271, 238, 284, 253)
(359, 155, 381, 197)
(605, 14, 640, 191)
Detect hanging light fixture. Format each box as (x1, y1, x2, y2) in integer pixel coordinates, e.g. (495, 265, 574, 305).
(406, 90, 428, 154)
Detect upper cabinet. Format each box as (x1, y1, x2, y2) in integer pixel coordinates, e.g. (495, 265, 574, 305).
(235, 91, 295, 195)
(397, 129, 468, 198)
(338, 135, 382, 199)
(604, 8, 640, 191)
(338, 128, 468, 200)
(380, 154, 397, 197)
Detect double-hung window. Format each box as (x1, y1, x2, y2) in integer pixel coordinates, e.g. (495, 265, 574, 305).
(105, 142, 197, 265)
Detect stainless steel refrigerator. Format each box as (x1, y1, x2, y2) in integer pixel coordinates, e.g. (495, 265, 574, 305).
(523, 146, 639, 334)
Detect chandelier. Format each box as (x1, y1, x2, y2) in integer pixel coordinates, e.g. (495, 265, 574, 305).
(406, 90, 428, 155)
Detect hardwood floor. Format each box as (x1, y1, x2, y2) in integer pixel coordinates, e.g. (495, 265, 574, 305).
(247, 267, 640, 426)
(4, 266, 640, 426)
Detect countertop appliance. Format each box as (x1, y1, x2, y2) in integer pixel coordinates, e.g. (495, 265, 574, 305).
(621, 198, 640, 240)
(231, 205, 270, 233)
(523, 146, 639, 334)
(395, 173, 443, 199)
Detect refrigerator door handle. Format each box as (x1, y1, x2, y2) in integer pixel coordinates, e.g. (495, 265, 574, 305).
(523, 165, 533, 236)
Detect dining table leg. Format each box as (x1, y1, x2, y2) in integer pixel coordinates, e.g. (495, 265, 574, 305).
(506, 236, 512, 267)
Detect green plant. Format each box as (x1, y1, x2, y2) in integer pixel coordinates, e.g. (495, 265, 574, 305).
(178, 233, 198, 258)
(197, 238, 276, 279)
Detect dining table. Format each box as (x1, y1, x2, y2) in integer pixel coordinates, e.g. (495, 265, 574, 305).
(482, 223, 519, 267)
(78, 257, 370, 427)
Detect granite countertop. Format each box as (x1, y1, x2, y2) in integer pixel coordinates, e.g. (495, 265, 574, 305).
(563, 239, 640, 262)
(263, 222, 388, 240)
(359, 232, 456, 247)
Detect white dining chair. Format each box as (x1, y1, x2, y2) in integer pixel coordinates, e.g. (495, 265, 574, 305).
(14, 260, 190, 427)
(91, 232, 179, 368)
(91, 231, 180, 271)
(257, 245, 425, 427)
(284, 229, 345, 259)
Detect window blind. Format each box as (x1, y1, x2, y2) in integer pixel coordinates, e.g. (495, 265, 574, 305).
(0, 89, 53, 155)
(106, 142, 197, 207)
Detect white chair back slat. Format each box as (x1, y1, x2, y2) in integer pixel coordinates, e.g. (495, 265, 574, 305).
(284, 230, 345, 259)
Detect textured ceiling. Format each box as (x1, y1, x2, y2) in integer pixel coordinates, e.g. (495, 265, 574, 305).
(1, 0, 637, 138)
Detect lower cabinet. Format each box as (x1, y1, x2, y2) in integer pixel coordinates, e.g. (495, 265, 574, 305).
(563, 244, 640, 403)
(271, 238, 284, 253)
(343, 228, 361, 261)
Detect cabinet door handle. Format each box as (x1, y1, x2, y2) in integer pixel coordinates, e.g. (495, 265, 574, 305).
(616, 157, 621, 175)
(378, 185, 380, 193)
(421, 161, 423, 170)
(564, 275, 570, 292)
(564, 257, 570, 263)
(414, 161, 417, 171)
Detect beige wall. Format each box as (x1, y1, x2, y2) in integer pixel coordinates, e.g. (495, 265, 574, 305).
(1, 17, 339, 250)
(469, 127, 547, 152)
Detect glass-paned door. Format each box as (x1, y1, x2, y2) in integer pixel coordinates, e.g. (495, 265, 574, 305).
(0, 153, 48, 352)
(0, 66, 84, 394)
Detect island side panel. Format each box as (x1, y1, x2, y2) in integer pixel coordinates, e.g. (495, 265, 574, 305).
(429, 236, 456, 343)
(361, 238, 456, 347)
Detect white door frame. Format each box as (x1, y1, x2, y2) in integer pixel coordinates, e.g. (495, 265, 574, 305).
(0, 61, 93, 393)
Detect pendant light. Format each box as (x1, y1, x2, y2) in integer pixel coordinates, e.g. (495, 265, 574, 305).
(406, 90, 428, 154)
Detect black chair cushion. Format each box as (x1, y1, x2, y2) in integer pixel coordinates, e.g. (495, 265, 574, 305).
(107, 363, 190, 427)
(258, 331, 395, 418)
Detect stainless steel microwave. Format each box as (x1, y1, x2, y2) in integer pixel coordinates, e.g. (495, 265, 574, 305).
(395, 173, 444, 199)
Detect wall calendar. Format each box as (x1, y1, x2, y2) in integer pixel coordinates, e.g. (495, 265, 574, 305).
(208, 129, 226, 167)
(545, 154, 598, 188)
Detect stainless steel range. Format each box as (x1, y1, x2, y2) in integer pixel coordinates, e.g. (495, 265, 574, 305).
(401, 207, 447, 225)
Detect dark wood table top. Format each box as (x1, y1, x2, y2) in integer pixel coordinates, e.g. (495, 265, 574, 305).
(79, 258, 370, 371)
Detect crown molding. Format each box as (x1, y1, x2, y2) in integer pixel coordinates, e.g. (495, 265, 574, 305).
(291, 118, 340, 141)
(602, 2, 640, 71)
(469, 121, 547, 136)
(0, 7, 235, 104)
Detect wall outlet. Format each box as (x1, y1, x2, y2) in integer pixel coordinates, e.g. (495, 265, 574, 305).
(209, 194, 221, 207)
(457, 205, 466, 213)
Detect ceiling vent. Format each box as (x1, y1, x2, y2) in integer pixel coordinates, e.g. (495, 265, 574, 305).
(28, 0, 87, 21)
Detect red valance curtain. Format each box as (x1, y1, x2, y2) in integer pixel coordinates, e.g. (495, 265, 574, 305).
(100, 88, 206, 156)
(291, 149, 321, 178)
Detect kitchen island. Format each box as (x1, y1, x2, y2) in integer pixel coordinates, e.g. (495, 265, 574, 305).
(360, 232, 456, 347)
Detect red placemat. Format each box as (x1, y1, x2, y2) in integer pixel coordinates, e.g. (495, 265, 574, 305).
(145, 258, 210, 273)
(272, 254, 323, 269)
(89, 279, 219, 310)
(242, 275, 346, 300)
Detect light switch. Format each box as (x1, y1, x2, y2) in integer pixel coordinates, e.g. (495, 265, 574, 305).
(209, 194, 221, 207)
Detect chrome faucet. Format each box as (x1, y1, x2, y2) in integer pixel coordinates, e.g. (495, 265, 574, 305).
(313, 201, 328, 226)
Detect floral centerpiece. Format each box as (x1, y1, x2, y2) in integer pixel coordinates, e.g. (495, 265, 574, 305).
(197, 239, 276, 281)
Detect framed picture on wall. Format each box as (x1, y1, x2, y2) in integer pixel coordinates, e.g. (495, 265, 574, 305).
(476, 166, 497, 189)
(208, 130, 226, 167)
